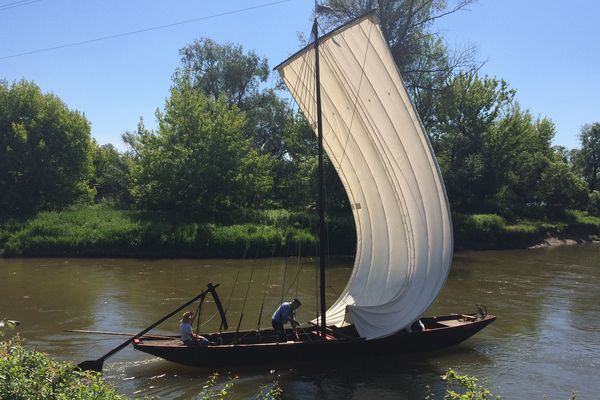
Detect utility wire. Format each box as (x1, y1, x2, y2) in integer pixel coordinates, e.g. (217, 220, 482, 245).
(0, 0, 291, 61)
(0, 0, 40, 12)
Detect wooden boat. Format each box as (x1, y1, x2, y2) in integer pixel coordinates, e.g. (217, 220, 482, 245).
(133, 313, 495, 367)
(123, 8, 499, 369)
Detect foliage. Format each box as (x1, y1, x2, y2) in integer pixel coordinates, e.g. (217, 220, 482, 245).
(431, 74, 586, 220)
(440, 369, 577, 400)
(588, 190, 600, 216)
(563, 210, 600, 234)
(90, 142, 133, 207)
(457, 213, 506, 233)
(0, 337, 127, 400)
(442, 369, 501, 400)
(318, 0, 479, 133)
(0, 338, 284, 400)
(1, 205, 323, 258)
(174, 38, 321, 212)
(197, 372, 282, 400)
(318, 0, 478, 96)
(571, 122, 600, 191)
(432, 73, 514, 213)
(124, 79, 272, 219)
(198, 372, 238, 400)
(176, 38, 269, 108)
(0, 80, 94, 214)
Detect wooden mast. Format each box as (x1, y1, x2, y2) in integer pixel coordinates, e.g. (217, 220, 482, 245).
(312, 12, 327, 339)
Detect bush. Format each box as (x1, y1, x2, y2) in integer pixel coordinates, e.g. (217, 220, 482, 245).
(441, 369, 500, 400)
(453, 213, 507, 249)
(563, 210, 600, 234)
(0, 337, 127, 399)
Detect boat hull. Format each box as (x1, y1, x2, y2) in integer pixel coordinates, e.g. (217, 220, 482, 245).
(133, 313, 495, 368)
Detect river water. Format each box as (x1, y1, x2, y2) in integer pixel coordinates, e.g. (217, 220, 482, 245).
(1, 244, 599, 399)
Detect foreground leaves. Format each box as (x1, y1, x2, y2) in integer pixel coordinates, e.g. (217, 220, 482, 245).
(0, 337, 127, 400)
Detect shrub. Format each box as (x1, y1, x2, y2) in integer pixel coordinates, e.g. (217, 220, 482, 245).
(442, 369, 500, 400)
(0, 337, 127, 399)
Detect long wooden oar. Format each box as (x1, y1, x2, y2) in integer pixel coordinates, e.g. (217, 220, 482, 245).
(77, 283, 220, 372)
(65, 329, 175, 340)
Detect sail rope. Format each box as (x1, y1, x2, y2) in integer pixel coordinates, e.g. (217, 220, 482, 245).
(234, 223, 268, 342)
(220, 242, 249, 332)
(255, 242, 278, 337)
(193, 292, 206, 335)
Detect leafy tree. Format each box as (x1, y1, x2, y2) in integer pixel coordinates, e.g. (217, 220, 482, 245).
(431, 73, 514, 213)
(90, 142, 132, 207)
(124, 78, 272, 220)
(317, 0, 478, 125)
(538, 157, 588, 218)
(588, 190, 600, 216)
(272, 112, 317, 209)
(572, 122, 600, 191)
(176, 38, 299, 208)
(431, 74, 585, 219)
(0, 80, 93, 214)
(177, 38, 269, 108)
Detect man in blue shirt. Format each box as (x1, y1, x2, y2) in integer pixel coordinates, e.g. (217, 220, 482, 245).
(271, 298, 301, 342)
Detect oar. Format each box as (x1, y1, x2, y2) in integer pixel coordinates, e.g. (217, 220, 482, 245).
(77, 283, 219, 372)
(65, 329, 175, 340)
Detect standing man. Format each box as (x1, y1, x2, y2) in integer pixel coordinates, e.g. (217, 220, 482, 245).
(271, 298, 301, 342)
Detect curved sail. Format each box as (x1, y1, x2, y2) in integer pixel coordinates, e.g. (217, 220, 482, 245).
(276, 14, 453, 340)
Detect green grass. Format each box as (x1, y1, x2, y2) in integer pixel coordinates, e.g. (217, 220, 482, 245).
(2, 205, 599, 257)
(1, 205, 324, 258)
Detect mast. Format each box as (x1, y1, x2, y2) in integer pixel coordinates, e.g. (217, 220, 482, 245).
(312, 14, 327, 338)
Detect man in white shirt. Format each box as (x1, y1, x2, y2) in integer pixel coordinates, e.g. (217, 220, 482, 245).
(180, 311, 209, 346)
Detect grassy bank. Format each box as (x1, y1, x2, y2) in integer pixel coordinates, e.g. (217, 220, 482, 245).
(454, 211, 600, 250)
(2, 205, 599, 258)
(0, 205, 355, 258)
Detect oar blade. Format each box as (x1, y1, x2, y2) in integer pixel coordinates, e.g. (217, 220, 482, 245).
(77, 359, 104, 372)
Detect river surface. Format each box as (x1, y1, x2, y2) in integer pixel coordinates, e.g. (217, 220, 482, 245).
(1, 244, 599, 399)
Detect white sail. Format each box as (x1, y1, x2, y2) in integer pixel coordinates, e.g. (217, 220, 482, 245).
(276, 14, 453, 340)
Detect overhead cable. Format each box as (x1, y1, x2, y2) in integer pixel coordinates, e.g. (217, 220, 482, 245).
(0, 0, 291, 61)
(0, 0, 41, 12)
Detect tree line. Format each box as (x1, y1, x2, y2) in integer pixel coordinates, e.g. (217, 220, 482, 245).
(2, 0, 600, 226)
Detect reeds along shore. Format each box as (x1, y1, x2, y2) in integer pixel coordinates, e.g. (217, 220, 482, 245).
(1, 205, 599, 258)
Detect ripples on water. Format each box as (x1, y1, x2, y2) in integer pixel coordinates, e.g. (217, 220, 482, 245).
(1, 245, 599, 399)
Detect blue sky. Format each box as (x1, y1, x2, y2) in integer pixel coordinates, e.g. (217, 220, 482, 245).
(1, 0, 598, 150)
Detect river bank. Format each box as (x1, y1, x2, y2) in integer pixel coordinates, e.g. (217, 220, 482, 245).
(1, 205, 600, 257)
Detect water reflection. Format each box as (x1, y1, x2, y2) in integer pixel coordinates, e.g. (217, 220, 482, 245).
(1, 245, 599, 399)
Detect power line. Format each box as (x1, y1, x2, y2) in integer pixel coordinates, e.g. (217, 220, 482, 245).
(0, 0, 292, 61)
(0, 0, 41, 12)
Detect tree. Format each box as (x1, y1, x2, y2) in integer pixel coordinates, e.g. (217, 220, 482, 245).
(538, 157, 588, 218)
(572, 122, 600, 191)
(90, 142, 132, 207)
(431, 73, 514, 213)
(124, 78, 272, 220)
(317, 0, 478, 124)
(176, 38, 269, 108)
(0, 80, 93, 214)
